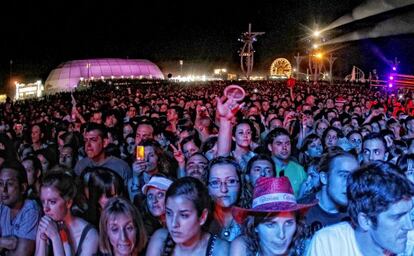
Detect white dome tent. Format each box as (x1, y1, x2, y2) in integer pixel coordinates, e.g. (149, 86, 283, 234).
(44, 58, 164, 94)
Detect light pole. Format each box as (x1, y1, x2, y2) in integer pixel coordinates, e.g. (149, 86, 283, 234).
(9, 60, 13, 93)
(308, 30, 326, 83)
(86, 63, 91, 85)
(328, 54, 337, 85)
(179, 60, 183, 76)
(294, 53, 305, 79)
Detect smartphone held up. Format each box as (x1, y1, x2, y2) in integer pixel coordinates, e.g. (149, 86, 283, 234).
(136, 146, 145, 161)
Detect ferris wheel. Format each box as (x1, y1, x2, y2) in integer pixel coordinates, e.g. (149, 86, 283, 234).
(270, 58, 292, 77)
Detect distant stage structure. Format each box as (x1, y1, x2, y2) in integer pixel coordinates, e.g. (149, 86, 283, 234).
(44, 58, 164, 94)
(269, 58, 292, 78)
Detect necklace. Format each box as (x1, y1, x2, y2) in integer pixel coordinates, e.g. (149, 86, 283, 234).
(222, 219, 235, 238)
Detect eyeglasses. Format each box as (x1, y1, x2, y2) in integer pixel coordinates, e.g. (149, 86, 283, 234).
(147, 192, 165, 202)
(208, 178, 239, 189)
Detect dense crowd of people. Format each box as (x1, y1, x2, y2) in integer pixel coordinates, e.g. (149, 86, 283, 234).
(1, 79, 414, 255)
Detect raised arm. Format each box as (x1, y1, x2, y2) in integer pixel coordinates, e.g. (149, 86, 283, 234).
(216, 96, 244, 156)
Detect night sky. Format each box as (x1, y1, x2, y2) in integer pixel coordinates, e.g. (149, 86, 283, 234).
(1, 0, 413, 91)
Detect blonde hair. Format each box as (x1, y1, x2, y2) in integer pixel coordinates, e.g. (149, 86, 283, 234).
(99, 197, 147, 254)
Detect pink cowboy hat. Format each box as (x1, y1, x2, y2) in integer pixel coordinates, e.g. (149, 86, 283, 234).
(232, 176, 317, 224)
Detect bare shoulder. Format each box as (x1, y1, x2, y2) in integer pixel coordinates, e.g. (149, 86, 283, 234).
(145, 228, 169, 256)
(229, 236, 249, 256)
(151, 228, 169, 240)
(212, 237, 229, 256)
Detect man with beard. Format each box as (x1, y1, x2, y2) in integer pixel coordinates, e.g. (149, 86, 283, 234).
(306, 161, 414, 256)
(302, 148, 359, 233)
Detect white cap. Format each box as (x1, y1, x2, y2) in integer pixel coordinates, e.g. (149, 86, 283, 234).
(142, 176, 173, 195)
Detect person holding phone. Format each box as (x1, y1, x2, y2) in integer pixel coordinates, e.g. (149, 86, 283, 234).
(128, 139, 174, 205)
(35, 172, 99, 256)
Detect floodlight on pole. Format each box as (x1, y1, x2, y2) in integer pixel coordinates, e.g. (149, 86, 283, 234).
(179, 60, 183, 75)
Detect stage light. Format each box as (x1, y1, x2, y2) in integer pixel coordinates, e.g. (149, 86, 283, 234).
(389, 76, 394, 80)
(392, 66, 397, 71)
(389, 83, 393, 88)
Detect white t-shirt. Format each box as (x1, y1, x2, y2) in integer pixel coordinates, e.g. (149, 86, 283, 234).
(305, 221, 363, 256)
(404, 230, 414, 256)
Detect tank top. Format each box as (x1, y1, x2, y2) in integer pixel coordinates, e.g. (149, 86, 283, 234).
(162, 233, 217, 256)
(74, 224, 94, 256)
(47, 223, 93, 256)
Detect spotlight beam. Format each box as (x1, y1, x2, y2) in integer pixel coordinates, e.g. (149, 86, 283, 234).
(322, 12, 414, 45)
(322, 0, 414, 32)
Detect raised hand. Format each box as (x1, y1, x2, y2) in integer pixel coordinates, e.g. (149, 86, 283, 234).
(216, 95, 245, 121)
(170, 143, 185, 165)
(132, 160, 148, 176)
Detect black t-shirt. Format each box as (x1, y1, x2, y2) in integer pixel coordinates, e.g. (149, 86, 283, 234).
(305, 203, 349, 227)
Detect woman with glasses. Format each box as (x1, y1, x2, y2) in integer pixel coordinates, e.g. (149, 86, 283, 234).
(141, 176, 173, 237)
(146, 177, 229, 256)
(207, 157, 248, 242)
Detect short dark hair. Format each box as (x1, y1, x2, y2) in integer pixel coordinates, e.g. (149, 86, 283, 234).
(168, 106, 184, 119)
(85, 123, 108, 139)
(363, 132, 388, 152)
(1, 161, 28, 186)
(300, 134, 321, 153)
(317, 147, 356, 175)
(201, 136, 218, 154)
(265, 127, 290, 148)
(166, 176, 210, 218)
(347, 161, 414, 227)
(22, 155, 43, 175)
(246, 154, 275, 175)
(322, 127, 343, 145)
(180, 135, 202, 151)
